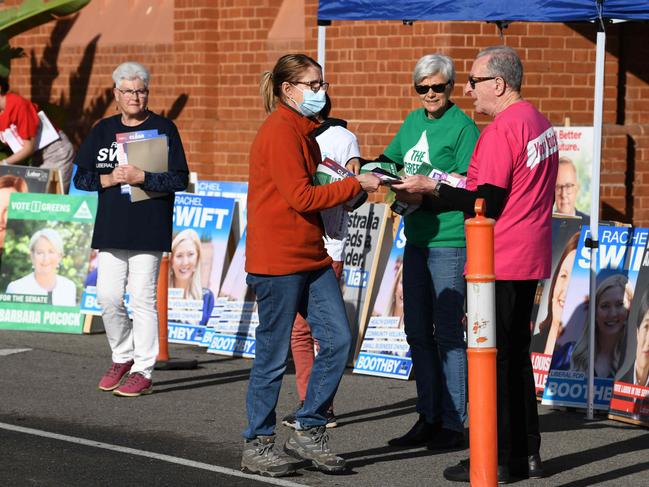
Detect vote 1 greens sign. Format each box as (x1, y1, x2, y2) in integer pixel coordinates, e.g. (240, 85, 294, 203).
(0, 193, 96, 333)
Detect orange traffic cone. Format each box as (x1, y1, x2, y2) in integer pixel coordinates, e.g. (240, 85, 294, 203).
(155, 254, 198, 370)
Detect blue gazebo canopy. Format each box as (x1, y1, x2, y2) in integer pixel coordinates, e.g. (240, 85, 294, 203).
(317, 1, 649, 23)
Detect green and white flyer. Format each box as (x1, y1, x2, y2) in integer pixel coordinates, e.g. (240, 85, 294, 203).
(0, 193, 97, 333)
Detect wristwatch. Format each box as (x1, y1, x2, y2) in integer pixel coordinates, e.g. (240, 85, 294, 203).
(431, 179, 443, 198)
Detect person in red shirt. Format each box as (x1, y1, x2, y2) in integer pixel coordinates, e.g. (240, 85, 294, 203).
(0, 77, 75, 191)
(0, 77, 39, 165)
(240, 53, 380, 478)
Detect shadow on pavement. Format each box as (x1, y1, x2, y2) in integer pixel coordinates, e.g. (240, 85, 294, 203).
(544, 433, 649, 479)
(153, 369, 251, 394)
(337, 397, 417, 421)
(539, 409, 641, 433)
(553, 461, 649, 487)
(343, 443, 455, 469)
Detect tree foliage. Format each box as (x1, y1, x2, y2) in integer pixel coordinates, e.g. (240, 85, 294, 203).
(0, 0, 91, 77)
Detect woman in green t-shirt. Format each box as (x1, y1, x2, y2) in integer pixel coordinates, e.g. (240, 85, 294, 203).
(383, 54, 479, 450)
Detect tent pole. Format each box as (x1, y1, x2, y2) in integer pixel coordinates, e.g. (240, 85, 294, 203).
(586, 26, 606, 421)
(317, 24, 327, 77)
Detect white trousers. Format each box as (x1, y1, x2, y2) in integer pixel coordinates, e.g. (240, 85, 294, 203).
(97, 249, 162, 378)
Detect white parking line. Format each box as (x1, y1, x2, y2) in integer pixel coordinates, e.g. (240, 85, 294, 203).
(0, 422, 308, 487)
(0, 348, 32, 356)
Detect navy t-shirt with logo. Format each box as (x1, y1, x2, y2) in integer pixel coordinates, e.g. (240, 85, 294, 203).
(73, 112, 189, 252)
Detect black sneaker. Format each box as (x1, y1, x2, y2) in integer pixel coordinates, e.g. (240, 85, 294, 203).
(387, 414, 440, 447)
(325, 408, 338, 428)
(426, 428, 465, 451)
(284, 425, 346, 473)
(282, 401, 303, 429)
(443, 459, 511, 484)
(241, 435, 297, 478)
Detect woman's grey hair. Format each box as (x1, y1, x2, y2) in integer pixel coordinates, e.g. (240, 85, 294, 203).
(112, 62, 150, 89)
(29, 228, 64, 256)
(476, 46, 523, 92)
(413, 54, 455, 85)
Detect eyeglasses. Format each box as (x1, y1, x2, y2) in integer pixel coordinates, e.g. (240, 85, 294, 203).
(556, 183, 576, 194)
(414, 82, 450, 95)
(292, 81, 329, 93)
(468, 76, 497, 89)
(116, 88, 149, 98)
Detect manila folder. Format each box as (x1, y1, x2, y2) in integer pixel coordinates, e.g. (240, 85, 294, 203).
(126, 135, 169, 202)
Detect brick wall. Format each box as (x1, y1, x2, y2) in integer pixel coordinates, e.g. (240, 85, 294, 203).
(3, 0, 648, 225)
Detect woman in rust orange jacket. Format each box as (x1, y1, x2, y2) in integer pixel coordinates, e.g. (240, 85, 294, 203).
(240, 53, 380, 478)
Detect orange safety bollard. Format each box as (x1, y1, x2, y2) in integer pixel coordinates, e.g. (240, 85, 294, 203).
(155, 253, 197, 370)
(465, 198, 498, 487)
(156, 254, 170, 363)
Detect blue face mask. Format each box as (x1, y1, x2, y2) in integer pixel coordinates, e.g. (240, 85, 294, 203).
(293, 88, 326, 117)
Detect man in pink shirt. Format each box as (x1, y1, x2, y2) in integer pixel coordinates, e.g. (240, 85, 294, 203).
(397, 45, 558, 483)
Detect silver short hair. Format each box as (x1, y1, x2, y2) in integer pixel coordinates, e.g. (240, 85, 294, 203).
(112, 61, 150, 89)
(29, 228, 64, 256)
(413, 54, 455, 85)
(477, 46, 523, 92)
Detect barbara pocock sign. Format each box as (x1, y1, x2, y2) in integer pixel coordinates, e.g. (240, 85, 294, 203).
(0, 193, 96, 333)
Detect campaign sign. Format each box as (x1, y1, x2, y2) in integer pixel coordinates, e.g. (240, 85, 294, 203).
(0, 166, 54, 252)
(0, 165, 51, 193)
(0, 193, 96, 333)
(80, 287, 101, 314)
(542, 369, 613, 409)
(542, 225, 648, 409)
(529, 216, 583, 396)
(354, 219, 412, 379)
(206, 230, 259, 358)
(69, 165, 100, 316)
(609, 243, 649, 426)
(343, 203, 390, 362)
(554, 126, 593, 217)
(197, 180, 247, 238)
(609, 382, 649, 426)
(167, 193, 235, 345)
(206, 301, 258, 358)
(354, 351, 412, 379)
(198, 297, 228, 348)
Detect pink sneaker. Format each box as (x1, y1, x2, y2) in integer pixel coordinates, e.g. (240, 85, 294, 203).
(113, 372, 153, 397)
(98, 360, 134, 391)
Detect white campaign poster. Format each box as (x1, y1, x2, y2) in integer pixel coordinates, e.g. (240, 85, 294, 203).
(354, 218, 412, 379)
(554, 126, 593, 218)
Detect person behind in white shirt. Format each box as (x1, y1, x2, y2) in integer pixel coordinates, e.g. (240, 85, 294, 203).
(282, 93, 361, 430)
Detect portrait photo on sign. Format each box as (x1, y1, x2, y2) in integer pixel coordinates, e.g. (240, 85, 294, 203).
(554, 127, 593, 218)
(168, 228, 217, 328)
(615, 249, 649, 387)
(0, 219, 93, 306)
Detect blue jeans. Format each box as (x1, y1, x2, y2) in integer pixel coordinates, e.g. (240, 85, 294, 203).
(243, 266, 351, 439)
(402, 244, 467, 432)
